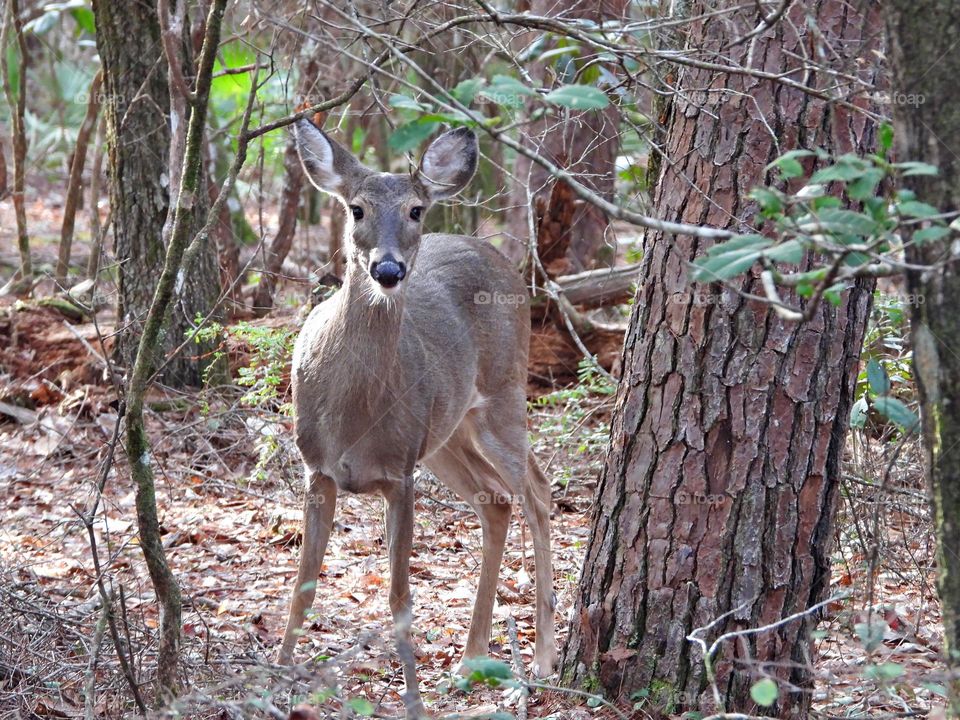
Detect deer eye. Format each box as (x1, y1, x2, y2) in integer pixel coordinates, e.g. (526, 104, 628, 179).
(350, 205, 364, 221)
(410, 206, 424, 221)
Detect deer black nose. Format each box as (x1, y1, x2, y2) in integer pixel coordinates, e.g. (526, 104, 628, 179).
(369, 256, 406, 288)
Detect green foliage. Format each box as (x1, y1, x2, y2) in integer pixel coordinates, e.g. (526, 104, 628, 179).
(454, 658, 517, 691)
(187, 320, 296, 481)
(750, 677, 778, 707)
(345, 697, 375, 716)
(226, 322, 296, 409)
(543, 84, 610, 110)
(691, 130, 954, 286)
(852, 294, 918, 434)
(384, 64, 612, 151)
(854, 621, 886, 652)
(533, 359, 615, 486)
(24, 1, 95, 37)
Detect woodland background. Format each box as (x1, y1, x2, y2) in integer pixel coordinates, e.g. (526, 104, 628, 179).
(0, 0, 957, 719)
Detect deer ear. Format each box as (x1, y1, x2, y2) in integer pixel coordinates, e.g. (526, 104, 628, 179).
(416, 127, 478, 201)
(294, 119, 364, 198)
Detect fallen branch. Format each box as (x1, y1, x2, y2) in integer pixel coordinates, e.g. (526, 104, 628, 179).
(554, 262, 643, 309)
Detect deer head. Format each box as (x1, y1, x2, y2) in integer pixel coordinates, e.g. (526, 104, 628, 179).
(294, 119, 478, 295)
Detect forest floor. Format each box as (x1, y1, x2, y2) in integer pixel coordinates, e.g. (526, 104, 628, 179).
(0, 202, 950, 719)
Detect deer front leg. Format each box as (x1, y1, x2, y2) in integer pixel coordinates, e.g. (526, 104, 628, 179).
(278, 470, 337, 664)
(385, 477, 427, 719)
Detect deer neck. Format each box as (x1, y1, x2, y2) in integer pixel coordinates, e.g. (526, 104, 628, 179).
(332, 261, 405, 383)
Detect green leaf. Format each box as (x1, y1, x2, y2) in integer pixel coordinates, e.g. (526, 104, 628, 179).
(773, 157, 804, 179)
(812, 196, 842, 211)
(538, 45, 581, 63)
(855, 621, 886, 652)
(866, 358, 890, 395)
(766, 149, 815, 177)
(463, 657, 514, 681)
(346, 698, 375, 716)
(750, 678, 778, 707)
(544, 84, 609, 110)
(764, 240, 804, 264)
(692, 247, 765, 282)
(863, 662, 905, 682)
(703, 234, 771, 255)
(451, 77, 485, 106)
(388, 120, 439, 152)
(913, 225, 951, 244)
(388, 94, 428, 112)
(898, 200, 941, 219)
(796, 208, 878, 237)
(873, 396, 919, 432)
(846, 168, 884, 201)
(811, 163, 866, 184)
(879, 123, 894, 153)
(850, 397, 868, 429)
(480, 75, 535, 108)
(749, 188, 783, 215)
(894, 161, 939, 176)
(70, 7, 96, 35)
(922, 682, 949, 698)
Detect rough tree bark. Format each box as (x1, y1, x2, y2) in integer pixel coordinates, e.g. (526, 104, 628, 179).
(562, 2, 880, 716)
(884, 2, 960, 711)
(93, 0, 220, 385)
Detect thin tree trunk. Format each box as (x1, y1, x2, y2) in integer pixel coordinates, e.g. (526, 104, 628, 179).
(883, 2, 960, 712)
(562, 2, 881, 716)
(0, 125, 7, 200)
(251, 55, 319, 316)
(0, 0, 31, 292)
(93, 0, 220, 386)
(122, 0, 227, 698)
(86, 114, 107, 281)
(507, 0, 626, 272)
(56, 70, 102, 287)
(252, 137, 304, 315)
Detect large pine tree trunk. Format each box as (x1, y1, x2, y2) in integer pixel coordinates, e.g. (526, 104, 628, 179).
(93, 0, 219, 386)
(883, 2, 960, 711)
(562, 2, 880, 716)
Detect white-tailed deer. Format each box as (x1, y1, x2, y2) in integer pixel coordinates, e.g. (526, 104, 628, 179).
(277, 118, 557, 714)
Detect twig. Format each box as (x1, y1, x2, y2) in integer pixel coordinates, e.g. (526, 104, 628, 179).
(506, 616, 529, 720)
(84, 589, 110, 720)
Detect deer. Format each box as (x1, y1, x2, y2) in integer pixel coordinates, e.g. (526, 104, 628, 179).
(276, 117, 558, 715)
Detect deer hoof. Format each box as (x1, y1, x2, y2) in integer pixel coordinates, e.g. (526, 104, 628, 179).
(532, 649, 558, 679)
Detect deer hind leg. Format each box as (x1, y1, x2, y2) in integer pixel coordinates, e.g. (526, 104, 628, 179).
(522, 452, 558, 677)
(425, 443, 511, 666)
(384, 477, 427, 719)
(476, 392, 558, 678)
(278, 469, 337, 664)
